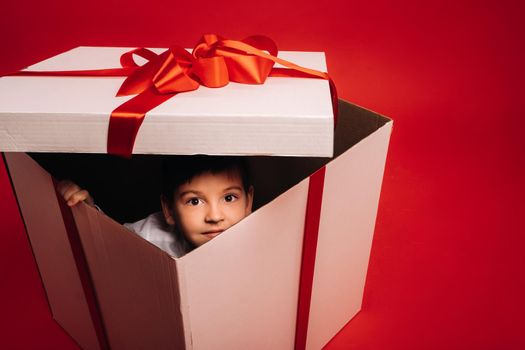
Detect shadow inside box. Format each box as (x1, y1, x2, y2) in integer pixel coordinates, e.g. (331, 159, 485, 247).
(28, 152, 329, 225)
(28, 100, 388, 226)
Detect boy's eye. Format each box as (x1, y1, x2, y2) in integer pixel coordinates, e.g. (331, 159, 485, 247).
(186, 198, 202, 206)
(224, 194, 238, 203)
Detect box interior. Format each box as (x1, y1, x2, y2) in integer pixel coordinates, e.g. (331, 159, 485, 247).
(28, 101, 389, 227)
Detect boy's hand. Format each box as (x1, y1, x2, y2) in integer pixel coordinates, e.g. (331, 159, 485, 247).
(56, 180, 94, 207)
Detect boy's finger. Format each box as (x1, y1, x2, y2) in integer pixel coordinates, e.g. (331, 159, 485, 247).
(57, 180, 80, 198)
(56, 180, 74, 197)
(67, 190, 91, 206)
(62, 186, 82, 202)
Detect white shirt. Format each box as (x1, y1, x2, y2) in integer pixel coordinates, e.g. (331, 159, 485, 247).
(124, 212, 194, 258)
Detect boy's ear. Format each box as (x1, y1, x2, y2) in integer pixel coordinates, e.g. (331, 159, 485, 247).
(160, 195, 176, 226)
(246, 186, 254, 214)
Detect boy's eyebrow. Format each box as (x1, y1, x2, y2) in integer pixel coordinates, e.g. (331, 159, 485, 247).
(177, 190, 205, 197)
(223, 186, 243, 192)
(177, 186, 243, 198)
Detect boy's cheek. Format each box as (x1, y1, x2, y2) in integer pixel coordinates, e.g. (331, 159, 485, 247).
(242, 198, 253, 216)
(184, 232, 210, 247)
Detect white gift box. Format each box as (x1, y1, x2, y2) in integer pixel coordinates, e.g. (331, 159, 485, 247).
(1, 46, 392, 350)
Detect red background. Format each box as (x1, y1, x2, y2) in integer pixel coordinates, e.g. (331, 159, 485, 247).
(1, 0, 524, 349)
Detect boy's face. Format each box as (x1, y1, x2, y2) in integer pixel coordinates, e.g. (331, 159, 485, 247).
(161, 169, 253, 247)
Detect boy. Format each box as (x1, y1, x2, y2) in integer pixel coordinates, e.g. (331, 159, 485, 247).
(57, 156, 254, 257)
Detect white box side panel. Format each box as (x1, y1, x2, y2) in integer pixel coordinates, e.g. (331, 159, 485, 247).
(181, 179, 310, 350)
(306, 122, 393, 350)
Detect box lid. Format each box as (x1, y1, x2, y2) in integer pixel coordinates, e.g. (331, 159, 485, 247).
(0, 46, 334, 157)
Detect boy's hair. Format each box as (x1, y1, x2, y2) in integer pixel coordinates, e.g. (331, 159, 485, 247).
(161, 155, 251, 203)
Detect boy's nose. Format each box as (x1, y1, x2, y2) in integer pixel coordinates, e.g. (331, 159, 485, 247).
(205, 203, 224, 223)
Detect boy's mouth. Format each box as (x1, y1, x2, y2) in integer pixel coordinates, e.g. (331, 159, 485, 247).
(202, 230, 223, 238)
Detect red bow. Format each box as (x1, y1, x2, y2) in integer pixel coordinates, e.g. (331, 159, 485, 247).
(117, 34, 280, 96)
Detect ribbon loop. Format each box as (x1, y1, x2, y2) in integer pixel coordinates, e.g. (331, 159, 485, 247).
(116, 51, 166, 96)
(223, 55, 274, 84)
(120, 48, 159, 68)
(192, 34, 223, 58)
(241, 35, 278, 56)
(192, 56, 229, 87)
(152, 50, 199, 94)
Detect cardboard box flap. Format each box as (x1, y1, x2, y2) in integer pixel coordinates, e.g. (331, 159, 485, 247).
(71, 203, 187, 349)
(0, 47, 334, 157)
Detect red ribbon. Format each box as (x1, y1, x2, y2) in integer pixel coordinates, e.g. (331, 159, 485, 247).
(52, 179, 110, 350)
(295, 167, 326, 350)
(8, 34, 338, 158)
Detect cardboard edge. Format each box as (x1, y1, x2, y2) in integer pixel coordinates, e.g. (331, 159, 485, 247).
(174, 258, 193, 349)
